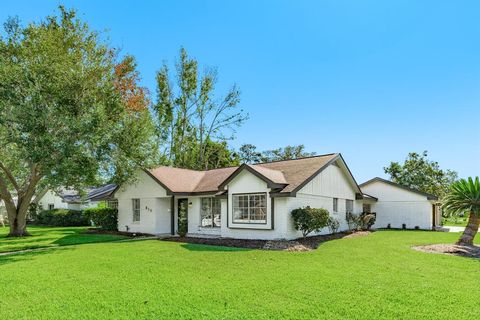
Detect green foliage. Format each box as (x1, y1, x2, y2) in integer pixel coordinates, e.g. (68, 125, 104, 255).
(0, 7, 157, 235)
(346, 212, 376, 231)
(238, 144, 263, 164)
(327, 217, 340, 234)
(345, 212, 360, 230)
(359, 212, 376, 230)
(443, 177, 480, 217)
(261, 144, 316, 162)
(238, 144, 316, 163)
(178, 218, 188, 237)
(384, 151, 457, 198)
(154, 47, 248, 170)
(36, 209, 89, 227)
(83, 208, 118, 231)
(291, 206, 330, 238)
(443, 177, 480, 245)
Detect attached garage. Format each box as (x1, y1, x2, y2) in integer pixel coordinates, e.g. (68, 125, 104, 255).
(360, 177, 440, 230)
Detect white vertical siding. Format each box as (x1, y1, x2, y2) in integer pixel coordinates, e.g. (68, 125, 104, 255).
(361, 181, 434, 229)
(283, 163, 360, 239)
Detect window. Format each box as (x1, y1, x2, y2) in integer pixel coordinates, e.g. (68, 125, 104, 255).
(363, 204, 371, 213)
(233, 193, 267, 224)
(200, 197, 221, 228)
(48, 204, 54, 210)
(346, 199, 353, 213)
(132, 199, 140, 222)
(106, 200, 118, 209)
(333, 198, 338, 212)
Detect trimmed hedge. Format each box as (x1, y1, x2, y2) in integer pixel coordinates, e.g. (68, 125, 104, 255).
(83, 207, 118, 231)
(36, 209, 89, 227)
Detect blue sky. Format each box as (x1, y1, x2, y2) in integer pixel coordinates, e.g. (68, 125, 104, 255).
(2, 1, 479, 182)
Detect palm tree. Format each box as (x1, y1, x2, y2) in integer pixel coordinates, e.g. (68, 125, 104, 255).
(442, 177, 480, 246)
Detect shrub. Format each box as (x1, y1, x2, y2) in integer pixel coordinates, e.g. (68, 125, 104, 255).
(359, 212, 376, 230)
(36, 209, 89, 226)
(83, 207, 118, 231)
(178, 218, 188, 237)
(291, 206, 330, 239)
(346, 212, 360, 231)
(327, 217, 340, 234)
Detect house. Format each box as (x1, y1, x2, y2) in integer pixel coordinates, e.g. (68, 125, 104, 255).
(115, 153, 366, 239)
(35, 184, 118, 211)
(359, 177, 440, 230)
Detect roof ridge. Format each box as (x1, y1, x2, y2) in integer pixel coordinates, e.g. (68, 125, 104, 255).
(252, 152, 338, 166)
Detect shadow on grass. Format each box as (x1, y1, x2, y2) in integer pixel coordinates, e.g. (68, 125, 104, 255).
(52, 234, 125, 246)
(0, 247, 74, 266)
(180, 243, 251, 252)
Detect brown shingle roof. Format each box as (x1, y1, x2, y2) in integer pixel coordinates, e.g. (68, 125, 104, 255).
(146, 153, 340, 195)
(253, 153, 338, 193)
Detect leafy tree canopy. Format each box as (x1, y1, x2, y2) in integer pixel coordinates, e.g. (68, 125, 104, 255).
(238, 144, 316, 163)
(0, 7, 157, 236)
(384, 151, 457, 198)
(154, 47, 247, 170)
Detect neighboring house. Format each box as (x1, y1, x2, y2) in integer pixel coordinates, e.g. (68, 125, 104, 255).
(359, 177, 440, 230)
(115, 153, 367, 239)
(35, 184, 118, 211)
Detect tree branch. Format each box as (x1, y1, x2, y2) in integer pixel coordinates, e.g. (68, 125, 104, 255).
(0, 161, 20, 191)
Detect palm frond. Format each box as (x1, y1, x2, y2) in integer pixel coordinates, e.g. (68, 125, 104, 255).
(442, 177, 480, 216)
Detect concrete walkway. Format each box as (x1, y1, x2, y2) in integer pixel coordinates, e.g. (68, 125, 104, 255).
(437, 226, 466, 233)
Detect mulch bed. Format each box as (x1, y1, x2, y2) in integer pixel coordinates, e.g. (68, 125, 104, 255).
(162, 231, 372, 251)
(412, 244, 480, 259)
(84, 229, 154, 238)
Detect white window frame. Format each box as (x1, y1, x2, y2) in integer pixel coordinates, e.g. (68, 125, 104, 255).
(232, 193, 267, 224)
(200, 197, 221, 228)
(346, 199, 353, 213)
(48, 204, 54, 210)
(132, 198, 140, 222)
(333, 198, 338, 213)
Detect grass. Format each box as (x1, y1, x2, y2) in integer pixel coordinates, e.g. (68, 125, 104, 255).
(442, 216, 468, 227)
(0, 230, 478, 319)
(0, 226, 126, 253)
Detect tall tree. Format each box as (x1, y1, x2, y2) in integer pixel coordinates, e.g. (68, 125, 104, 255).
(0, 7, 157, 236)
(261, 145, 316, 162)
(238, 144, 262, 164)
(384, 151, 457, 198)
(443, 177, 480, 246)
(154, 47, 248, 170)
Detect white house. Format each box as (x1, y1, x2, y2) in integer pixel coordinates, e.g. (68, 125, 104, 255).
(359, 177, 440, 230)
(115, 154, 441, 240)
(115, 153, 367, 239)
(35, 184, 118, 211)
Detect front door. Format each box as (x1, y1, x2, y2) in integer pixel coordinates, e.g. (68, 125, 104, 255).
(177, 199, 188, 236)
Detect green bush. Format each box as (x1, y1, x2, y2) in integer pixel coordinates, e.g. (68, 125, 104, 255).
(291, 206, 330, 239)
(327, 217, 340, 234)
(359, 212, 376, 230)
(36, 209, 89, 226)
(83, 207, 118, 231)
(346, 212, 376, 231)
(346, 212, 360, 231)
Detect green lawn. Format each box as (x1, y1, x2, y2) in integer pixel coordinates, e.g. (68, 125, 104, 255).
(0, 230, 478, 319)
(442, 216, 468, 227)
(0, 226, 126, 253)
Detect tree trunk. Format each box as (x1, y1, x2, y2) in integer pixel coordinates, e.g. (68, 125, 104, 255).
(8, 207, 30, 237)
(456, 212, 479, 246)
